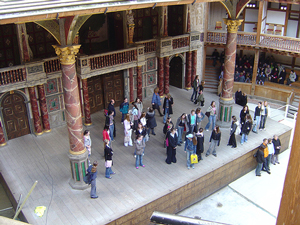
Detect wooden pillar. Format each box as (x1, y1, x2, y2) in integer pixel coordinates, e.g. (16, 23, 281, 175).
(251, 50, 259, 95)
(137, 66, 143, 100)
(82, 79, 92, 126)
(284, 4, 290, 36)
(158, 57, 164, 96)
(164, 56, 169, 94)
(186, 5, 191, 33)
(163, 7, 168, 37)
(256, 1, 264, 45)
(37, 84, 51, 132)
(192, 51, 197, 82)
(277, 109, 300, 225)
(185, 52, 192, 89)
(28, 87, 43, 135)
(129, 68, 134, 102)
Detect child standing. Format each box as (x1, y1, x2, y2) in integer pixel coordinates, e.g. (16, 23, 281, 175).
(83, 130, 92, 157)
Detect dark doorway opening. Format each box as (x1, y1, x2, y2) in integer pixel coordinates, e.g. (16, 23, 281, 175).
(169, 56, 183, 88)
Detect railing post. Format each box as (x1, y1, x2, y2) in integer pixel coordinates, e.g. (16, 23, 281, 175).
(284, 105, 288, 118)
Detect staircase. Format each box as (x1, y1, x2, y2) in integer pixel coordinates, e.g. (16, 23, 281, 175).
(287, 93, 299, 119)
(204, 61, 219, 94)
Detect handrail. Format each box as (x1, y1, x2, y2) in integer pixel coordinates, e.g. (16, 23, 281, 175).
(268, 104, 298, 121)
(260, 33, 300, 42)
(286, 92, 294, 105)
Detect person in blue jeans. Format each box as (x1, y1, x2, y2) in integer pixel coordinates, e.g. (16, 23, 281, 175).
(205, 101, 217, 131)
(252, 102, 262, 133)
(87, 161, 98, 198)
(175, 113, 188, 146)
(105, 110, 115, 141)
(184, 133, 196, 169)
(104, 139, 115, 179)
(187, 109, 197, 133)
(152, 87, 163, 116)
(163, 93, 173, 124)
(241, 114, 252, 144)
(135, 134, 146, 169)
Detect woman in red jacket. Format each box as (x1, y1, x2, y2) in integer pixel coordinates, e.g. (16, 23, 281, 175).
(102, 125, 110, 155)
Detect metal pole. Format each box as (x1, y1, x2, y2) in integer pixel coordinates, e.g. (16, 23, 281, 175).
(13, 181, 38, 220)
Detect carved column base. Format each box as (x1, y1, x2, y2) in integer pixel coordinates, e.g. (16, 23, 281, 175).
(216, 98, 234, 128)
(68, 150, 89, 190)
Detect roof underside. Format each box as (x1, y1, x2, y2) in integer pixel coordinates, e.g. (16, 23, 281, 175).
(0, 0, 218, 24)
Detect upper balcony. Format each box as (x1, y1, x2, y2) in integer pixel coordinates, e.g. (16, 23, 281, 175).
(206, 30, 300, 55)
(0, 32, 202, 90)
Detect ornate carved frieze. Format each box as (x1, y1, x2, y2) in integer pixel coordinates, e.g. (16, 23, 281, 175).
(162, 40, 171, 47)
(27, 65, 43, 74)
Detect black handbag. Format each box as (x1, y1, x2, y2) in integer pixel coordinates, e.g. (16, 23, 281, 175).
(205, 112, 210, 118)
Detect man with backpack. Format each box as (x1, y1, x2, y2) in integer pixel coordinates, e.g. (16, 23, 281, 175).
(86, 161, 98, 199)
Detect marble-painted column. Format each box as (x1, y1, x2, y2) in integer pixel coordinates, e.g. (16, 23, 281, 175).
(192, 50, 197, 83)
(28, 86, 43, 135)
(158, 57, 164, 96)
(186, 6, 191, 33)
(185, 52, 192, 89)
(164, 56, 169, 94)
(137, 66, 143, 100)
(37, 84, 51, 132)
(129, 68, 134, 102)
(217, 19, 243, 128)
(0, 121, 6, 146)
(82, 79, 92, 126)
(53, 44, 88, 190)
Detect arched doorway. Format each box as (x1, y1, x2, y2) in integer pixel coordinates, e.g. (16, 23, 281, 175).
(1, 93, 30, 140)
(169, 56, 183, 88)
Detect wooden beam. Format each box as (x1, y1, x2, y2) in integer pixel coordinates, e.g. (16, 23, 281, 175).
(251, 50, 259, 95)
(284, 4, 290, 36)
(0, 0, 220, 25)
(256, 1, 264, 45)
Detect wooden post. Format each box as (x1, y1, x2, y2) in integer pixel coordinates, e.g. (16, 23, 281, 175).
(276, 108, 300, 225)
(256, 1, 264, 45)
(251, 50, 259, 96)
(284, 4, 290, 36)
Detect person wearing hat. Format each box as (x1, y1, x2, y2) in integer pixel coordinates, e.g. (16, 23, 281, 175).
(87, 161, 98, 199)
(184, 133, 196, 169)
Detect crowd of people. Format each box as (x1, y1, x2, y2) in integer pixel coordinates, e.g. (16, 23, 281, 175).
(83, 84, 283, 198)
(213, 49, 298, 86)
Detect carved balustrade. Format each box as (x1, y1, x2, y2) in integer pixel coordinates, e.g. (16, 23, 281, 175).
(43, 57, 61, 73)
(136, 39, 156, 53)
(0, 66, 26, 86)
(172, 34, 190, 49)
(260, 34, 300, 53)
(206, 31, 300, 53)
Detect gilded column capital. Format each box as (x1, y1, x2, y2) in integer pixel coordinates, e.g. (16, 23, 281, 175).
(223, 19, 243, 33)
(52, 45, 81, 65)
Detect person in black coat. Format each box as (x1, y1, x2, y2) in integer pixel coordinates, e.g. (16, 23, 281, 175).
(272, 135, 281, 164)
(227, 116, 237, 148)
(255, 146, 266, 176)
(205, 126, 221, 157)
(195, 128, 204, 160)
(163, 93, 174, 124)
(240, 105, 249, 129)
(108, 99, 116, 117)
(136, 122, 147, 138)
(278, 69, 286, 84)
(146, 107, 157, 135)
(165, 128, 178, 164)
(104, 140, 115, 179)
(241, 114, 252, 144)
(235, 88, 243, 106)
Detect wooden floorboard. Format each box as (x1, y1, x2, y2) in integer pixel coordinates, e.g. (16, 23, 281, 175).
(0, 86, 292, 225)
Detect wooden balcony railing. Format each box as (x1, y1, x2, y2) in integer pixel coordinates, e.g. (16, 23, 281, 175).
(44, 57, 61, 73)
(0, 66, 26, 86)
(260, 34, 300, 53)
(89, 48, 137, 70)
(136, 39, 156, 53)
(237, 32, 256, 46)
(172, 35, 190, 49)
(206, 31, 300, 53)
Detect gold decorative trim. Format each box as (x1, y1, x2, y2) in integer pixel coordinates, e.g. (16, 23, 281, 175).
(44, 129, 52, 133)
(0, 142, 7, 147)
(84, 123, 92, 126)
(223, 19, 243, 33)
(185, 87, 192, 90)
(35, 131, 44, 136)
(220, 97, 233, 101)
(69, 148, 87, 155)
(52, 45, 81, 65)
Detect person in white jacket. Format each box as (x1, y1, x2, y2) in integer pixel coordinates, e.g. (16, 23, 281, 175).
(267, 138, 275, 172)
(124, 114, 133, 147)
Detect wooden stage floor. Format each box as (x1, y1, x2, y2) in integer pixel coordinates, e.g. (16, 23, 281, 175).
(0, 86, 292, 225)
